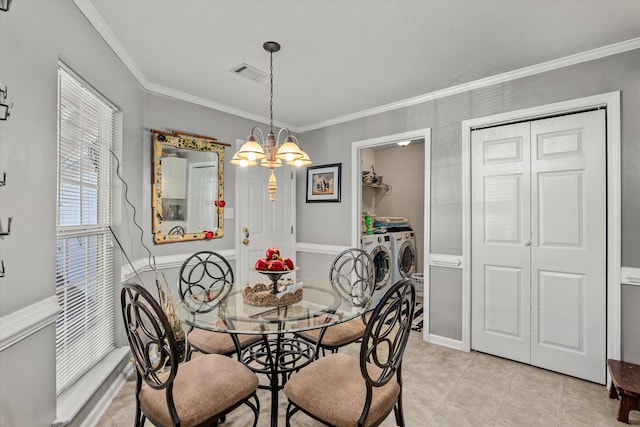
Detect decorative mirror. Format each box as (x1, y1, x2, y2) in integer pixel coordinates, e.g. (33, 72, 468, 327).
(152, 130, 227, 244)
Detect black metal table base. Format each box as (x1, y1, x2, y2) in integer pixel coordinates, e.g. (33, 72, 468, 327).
(241, 334, 317, 427)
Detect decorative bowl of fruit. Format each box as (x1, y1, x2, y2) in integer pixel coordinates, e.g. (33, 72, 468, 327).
(243, 247, 302, 307)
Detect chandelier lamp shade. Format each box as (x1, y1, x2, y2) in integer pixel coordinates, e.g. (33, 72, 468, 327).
(231, 41, 311, 201)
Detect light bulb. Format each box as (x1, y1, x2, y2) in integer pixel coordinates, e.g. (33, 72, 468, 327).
(248, 152, 256, 161)
(240, 159, 248, 167)
(285, 153, 294, 161)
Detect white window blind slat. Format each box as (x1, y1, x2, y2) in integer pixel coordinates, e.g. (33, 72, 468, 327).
(56, 66, 116, 396)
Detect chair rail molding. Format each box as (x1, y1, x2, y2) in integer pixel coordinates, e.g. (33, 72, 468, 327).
(296, 242, 351, 256)
(0, 296, 60, 351)
(121, 249, 236, 282)
(621, 267, 640, 286)
(429, 254, 463, 269)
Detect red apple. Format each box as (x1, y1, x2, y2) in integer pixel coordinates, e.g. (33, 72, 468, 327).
(268, 259, 285, 271)
(283, 257, 294, 270)
(255, 258, 269, 271)
(266, 247, 281, 260)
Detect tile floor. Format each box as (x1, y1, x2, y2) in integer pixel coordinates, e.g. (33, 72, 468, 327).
(96, 332, 639, 426)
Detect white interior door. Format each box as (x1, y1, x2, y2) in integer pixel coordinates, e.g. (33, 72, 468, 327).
(186, 162, 217, 233)
(471, 122, 532, 363)
(236, 141, 295, 287)
(471, 110, 606, 383)
(529, 110, 606, 383)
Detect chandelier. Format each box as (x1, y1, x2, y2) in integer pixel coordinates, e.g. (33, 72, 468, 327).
(231, 41, 311, 201)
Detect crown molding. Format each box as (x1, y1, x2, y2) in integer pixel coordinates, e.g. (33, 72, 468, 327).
(73, 0, 148, 87)
(298, 37, 640, 132)
(143, 82, 294, 130)
(74, 0, 639, 134)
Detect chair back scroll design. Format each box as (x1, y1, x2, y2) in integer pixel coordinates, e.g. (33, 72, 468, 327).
(178, 250, 233, 308)
(359, 278, 416, 426)
(121, 282, 181, 424)
(329, 248, 375, 306)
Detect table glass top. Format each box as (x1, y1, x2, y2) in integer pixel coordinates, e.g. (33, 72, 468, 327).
(176, 278, 375, 334)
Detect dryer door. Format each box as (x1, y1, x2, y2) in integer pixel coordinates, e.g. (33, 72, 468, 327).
(397, 240, 416, 278)
(370, 245, 392, 289)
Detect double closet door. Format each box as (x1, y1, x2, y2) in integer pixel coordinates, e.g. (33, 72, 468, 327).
(471, 109, 606, 384)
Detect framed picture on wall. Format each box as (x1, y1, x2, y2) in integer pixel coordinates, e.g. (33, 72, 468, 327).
(306, 163, 341, 203)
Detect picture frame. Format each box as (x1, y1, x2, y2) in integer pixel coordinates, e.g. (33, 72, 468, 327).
(306, 163, 341, 203)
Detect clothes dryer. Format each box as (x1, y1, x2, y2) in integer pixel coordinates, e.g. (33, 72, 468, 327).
(360, 233, 393, 290)
(389, 231, 416, 283)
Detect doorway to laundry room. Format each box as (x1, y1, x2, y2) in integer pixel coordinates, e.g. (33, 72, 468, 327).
(351, 128, 431, 338)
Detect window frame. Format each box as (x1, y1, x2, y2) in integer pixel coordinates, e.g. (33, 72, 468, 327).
(55, 63, 118, 396)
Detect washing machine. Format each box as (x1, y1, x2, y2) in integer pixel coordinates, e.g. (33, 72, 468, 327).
(360, 233, 393, 290)
(389, 231, 416, 283)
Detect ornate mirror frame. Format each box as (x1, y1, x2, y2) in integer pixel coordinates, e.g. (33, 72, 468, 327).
(152, 130, 226, 244)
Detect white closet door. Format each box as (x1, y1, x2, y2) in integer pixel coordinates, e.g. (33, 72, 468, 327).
(471, 122, 532, 364)
(471, 110, 607, 383)
(530, 110, 606, 384)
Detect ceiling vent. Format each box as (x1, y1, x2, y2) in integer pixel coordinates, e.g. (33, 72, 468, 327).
(230, 63, 267, 82)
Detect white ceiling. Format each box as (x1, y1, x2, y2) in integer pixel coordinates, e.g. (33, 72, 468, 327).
(80, 0, 640, 131)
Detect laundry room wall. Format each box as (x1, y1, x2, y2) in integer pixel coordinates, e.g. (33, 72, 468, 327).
(361, 148, 376, 216)
(372, 144, 425, 274)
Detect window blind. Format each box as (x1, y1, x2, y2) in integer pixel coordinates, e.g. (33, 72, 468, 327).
(56, 66, 116, 395)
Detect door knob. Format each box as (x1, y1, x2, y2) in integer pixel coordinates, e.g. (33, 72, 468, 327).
(242, 238, 249, 246)
(242, 226, 249, 238)
(524, 241, 531, 246)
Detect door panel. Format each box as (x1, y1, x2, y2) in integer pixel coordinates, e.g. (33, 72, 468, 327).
(483, 265, 524, 338)
(471, 122, 531, 363)
(530, 110, 606, 384)
(537, 171, 584, 247)
(537, 270, 584, 351)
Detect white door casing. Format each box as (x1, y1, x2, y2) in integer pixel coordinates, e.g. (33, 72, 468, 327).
(471, 110, 607, 383)
(236, 140, 296, 287)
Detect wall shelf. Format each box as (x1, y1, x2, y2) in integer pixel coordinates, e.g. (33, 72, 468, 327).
(363, 182, 391, 192)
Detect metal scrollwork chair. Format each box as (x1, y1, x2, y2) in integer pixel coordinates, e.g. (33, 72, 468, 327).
(284, 278, 416, 427)
(178, 251, 261, 361)
(296, 248, 375, 356)
(121, 282, 260, 427)
(168, 225, 185, 236)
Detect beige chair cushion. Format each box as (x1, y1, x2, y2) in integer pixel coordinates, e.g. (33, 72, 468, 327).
(188, 328, 261, 355)
(139, 354, 258, 427)
(284, 353, 400, 427)
(297, 319, 365, 348)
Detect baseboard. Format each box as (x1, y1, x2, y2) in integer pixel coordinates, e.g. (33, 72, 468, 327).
(53, 347, 131, 427)
(78, 357, 133, 427)
(426, 333, 464, 351)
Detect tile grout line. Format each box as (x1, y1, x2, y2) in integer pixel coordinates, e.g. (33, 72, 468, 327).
(426, 349, 478, 426)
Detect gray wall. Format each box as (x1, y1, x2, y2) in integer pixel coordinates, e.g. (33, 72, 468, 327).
(0, 1, 144, 425)
(298, 49, 640, 363)
(1, 3, 639, 426)
(141, 92, 269, 261)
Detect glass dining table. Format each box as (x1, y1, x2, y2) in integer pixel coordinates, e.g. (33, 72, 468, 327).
(176, 277, 377, 427)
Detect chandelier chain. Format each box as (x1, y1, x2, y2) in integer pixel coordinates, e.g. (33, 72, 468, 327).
(269, 50, 274, 131)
